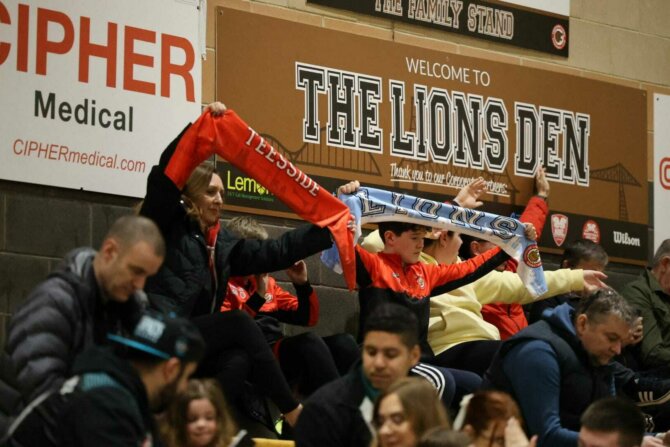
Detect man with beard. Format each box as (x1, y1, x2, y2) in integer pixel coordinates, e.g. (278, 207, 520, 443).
(6, 311, 205, 447)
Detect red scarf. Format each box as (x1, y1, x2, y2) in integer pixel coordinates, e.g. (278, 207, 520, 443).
(174, 110, 355, 290)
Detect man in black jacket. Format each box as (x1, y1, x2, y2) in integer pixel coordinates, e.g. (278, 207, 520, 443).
(294, 304, 423, 447)
(0, 215, 165, 435)
(7, 310, 205, 447)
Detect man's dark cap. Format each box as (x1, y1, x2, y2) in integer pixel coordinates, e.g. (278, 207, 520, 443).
(108, 310, 205, 363)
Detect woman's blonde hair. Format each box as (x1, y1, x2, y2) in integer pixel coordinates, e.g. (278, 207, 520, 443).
(161, 378, 237, 447)
(182, 161, 217, 223)
(374, 377, 450, 443)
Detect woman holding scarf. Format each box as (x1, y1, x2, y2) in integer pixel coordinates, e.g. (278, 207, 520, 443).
(140, 102, 337, 427)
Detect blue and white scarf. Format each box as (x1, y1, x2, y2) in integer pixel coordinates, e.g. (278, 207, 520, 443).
(322, 187, 547, 297)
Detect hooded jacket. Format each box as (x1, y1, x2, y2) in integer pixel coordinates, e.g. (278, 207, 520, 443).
(484, 304, 615, 447)
(0, 248, 146, 436)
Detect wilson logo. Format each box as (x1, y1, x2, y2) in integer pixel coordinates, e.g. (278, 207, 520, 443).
(613, 231, 641, 247)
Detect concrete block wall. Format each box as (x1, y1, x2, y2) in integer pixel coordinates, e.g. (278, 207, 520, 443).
(0, 180, 135, 347)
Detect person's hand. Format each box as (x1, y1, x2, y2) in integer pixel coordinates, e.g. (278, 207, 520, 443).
(626, 316, 644, 346)
(642, 435, 665, 447)
(284, 403, 303, 427)
(347, 214, 356, 232)
(523, 223, 537, 241)
(254, 273, 269, 298)
(286, 260, 308, 285)
(662, 430, 670, 446)
(505, 417, 534, 447)
(581, 271, 609, 295)
(454, 177, 487, 208)
(535, 166, 550, 199)
(337, 180, 360, 196)
(206, 101, 227, 116)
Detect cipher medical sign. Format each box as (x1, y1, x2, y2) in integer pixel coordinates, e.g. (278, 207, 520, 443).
(217, 8, 647, 263)
(0, 0, 201, 197)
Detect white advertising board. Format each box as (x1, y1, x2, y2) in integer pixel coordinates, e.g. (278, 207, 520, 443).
(0, 0, 202, 197)
(654, 94, 670, 252)
(499, 0, 570, 17)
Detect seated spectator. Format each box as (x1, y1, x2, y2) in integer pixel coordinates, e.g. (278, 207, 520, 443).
(418, 428, 470, 447)
(484, 289, 641, 447)
(622, 240, 670, 371)
(295, 303, 448, 447)
(162, 378, 252, 447)
(455, 390, 535, 447)
(528, 239, 609, 324)
(223, 216, 358, 397)
(139, 102, 348, 426)
(474, 167, 551, 340)
(0, 215, 165, 435)
(361, 228, 605, 376)
(337, 180, 514, 405)
(7, 311, 205, 446)
(373, 377, 450, 447)
(579, 397, 648, 447)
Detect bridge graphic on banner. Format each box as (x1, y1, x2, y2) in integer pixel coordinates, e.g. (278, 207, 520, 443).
(590, 163, 642, 221)
(262, 129, 383, 176)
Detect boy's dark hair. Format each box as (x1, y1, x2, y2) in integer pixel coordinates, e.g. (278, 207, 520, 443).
(363, 303, 419, 348)
(458, 234, 481, 260)
(561, 239, 609, 269)
(378, 222, 430, 244)
(580, 397, 645, 447)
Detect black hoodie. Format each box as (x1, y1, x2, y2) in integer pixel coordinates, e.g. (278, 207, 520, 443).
(8, 346, 158, 447)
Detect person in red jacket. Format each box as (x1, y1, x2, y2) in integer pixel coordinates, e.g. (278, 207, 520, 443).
(222, 216, 359, 398)
(461, 168, 550, 340)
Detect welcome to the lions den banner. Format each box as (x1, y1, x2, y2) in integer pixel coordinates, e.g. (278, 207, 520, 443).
(216, 8, 647, 264)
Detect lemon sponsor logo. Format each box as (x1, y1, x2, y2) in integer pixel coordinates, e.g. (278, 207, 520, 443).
(226, 171, 272, 196)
